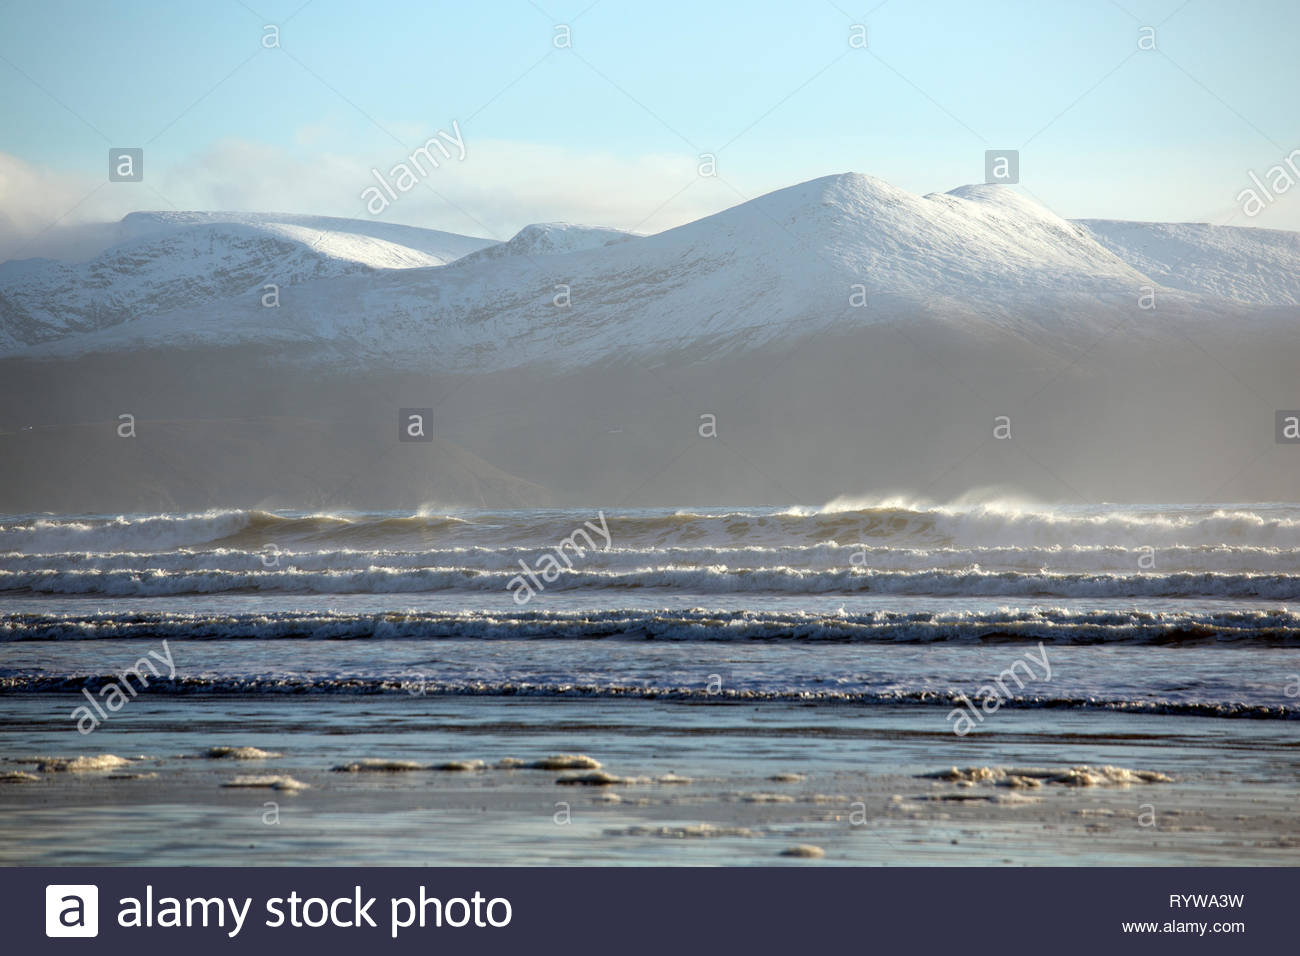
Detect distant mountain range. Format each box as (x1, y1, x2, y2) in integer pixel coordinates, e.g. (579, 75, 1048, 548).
(4, 173, 1298, 366)
(3, 173, 1298, 511)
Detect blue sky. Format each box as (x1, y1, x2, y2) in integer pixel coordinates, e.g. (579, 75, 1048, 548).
(2, 0, 1298, 257)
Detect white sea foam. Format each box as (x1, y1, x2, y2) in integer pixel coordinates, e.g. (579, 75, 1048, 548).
(779, 845, 825, 858)
(657, 773, 693, 784)
(555, 770, 624, 786)
(528, 754, 602, 770)
(205, 746, 280, 760)
(34, 754, 133, 772)
(606, 824, 757, 838)
(922, 765, 1174, 787)
(331, 759, 424, 772)
(431, 760, 486, 772)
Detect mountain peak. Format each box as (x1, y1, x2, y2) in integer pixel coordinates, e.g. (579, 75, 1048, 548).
(507, 221, 635, 250)
(457, 222, 635, 265)
(941, 182, 1069, 222)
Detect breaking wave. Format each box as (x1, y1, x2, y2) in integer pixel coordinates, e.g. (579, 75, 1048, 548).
(0, 509, 470, 552)
(5, 606, 1300, 644)
(0, 671, 1291, 720)
(5, 565, 1300, 599)
(5, 501, 1300, 552)
(5, 543, 1299, 575)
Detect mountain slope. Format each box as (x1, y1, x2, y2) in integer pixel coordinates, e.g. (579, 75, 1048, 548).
(117, 211, 496, 268)
(0, 212, 495, 351)
(1077, 218, 1300, 307)
(455, 222, 635, 265)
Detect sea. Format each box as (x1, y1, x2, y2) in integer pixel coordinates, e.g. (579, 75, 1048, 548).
(2, 500, 1297, 718)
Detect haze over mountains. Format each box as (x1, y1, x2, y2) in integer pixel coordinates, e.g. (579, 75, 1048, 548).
(2, 172, 1298, 511)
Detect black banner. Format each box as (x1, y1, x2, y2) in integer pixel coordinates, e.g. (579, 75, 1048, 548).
(10, 867, 1285, 953)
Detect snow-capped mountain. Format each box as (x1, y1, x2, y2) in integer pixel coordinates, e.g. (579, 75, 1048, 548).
(113, 210, 496, 266)
(1076, 218, 1300, 307)
(0, 210, 495, 352)
(3, 173, 1298, 367)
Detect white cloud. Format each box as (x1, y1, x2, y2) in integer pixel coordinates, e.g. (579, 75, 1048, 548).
(0, 153, 133, 261)
(0, 138, 747, 261)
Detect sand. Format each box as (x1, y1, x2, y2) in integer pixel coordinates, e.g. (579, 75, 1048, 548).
(0, 694, 1295, 866)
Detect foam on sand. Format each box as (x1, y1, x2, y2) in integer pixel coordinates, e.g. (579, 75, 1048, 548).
(1052, 766, 1174, 786)
(897, 790, 1041, 808)
(0, 771, 40, 783)
(780, 844, 825, 858)
(555, 770, 624, 786)
(921, 765, 1173, 787)
(928, 791, 1041, 805)
(221, 775, 309, 791)
(606, 824, 756, 839)
(331, 758, 424, 772)
(495, 758, 526, 769)
(35, 754, 133, 772)
(991, 791, 1041, 805)
(739, 792, 797, 803)
(656, 773, 693, 784)
(529, 754, 602, 770)
(205, 746, 281, 760)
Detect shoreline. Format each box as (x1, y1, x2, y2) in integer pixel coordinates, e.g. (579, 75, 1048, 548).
(3, 695, 1296, 866)
(2, 682, 1296, 721)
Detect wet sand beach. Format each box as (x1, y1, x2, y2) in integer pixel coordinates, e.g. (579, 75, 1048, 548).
(2, 695, 1295, 866)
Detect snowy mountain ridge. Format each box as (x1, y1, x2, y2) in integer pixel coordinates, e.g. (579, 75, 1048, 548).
(3, 172, 1297, 368)
(0, 211, 496, 352)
